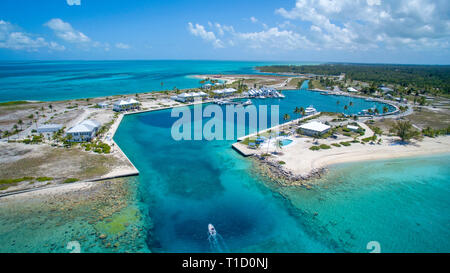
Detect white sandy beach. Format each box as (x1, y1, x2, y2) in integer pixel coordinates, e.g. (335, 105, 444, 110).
(271, 135, 450, 177)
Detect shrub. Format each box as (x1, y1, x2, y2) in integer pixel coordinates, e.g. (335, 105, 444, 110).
(319, 144, 331, 149)
(63, 178, 79, 184)
(309, 146, 320, 151)
(331, 143, 341, 147)
(278, 161, 286, 165)
(340, 141, 351, 146)
(36, 177, 53, 182)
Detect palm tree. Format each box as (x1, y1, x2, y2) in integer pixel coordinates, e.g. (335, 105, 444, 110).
(374, 108, 380, 115)
(18, 119, 23, 131)
(343, 105, 348, 115)
(336, 100, 340, 106)
(3, 130, 10, 141)
(294, 107, 301, 118)
(266, 130, 272, 155)
(383, 106, 389, 114)
(34, 119, 38, 129)
(300, 107, 305, 117)
(49, 104, 53, 112)
(349, 101, 353, 107)
(283, 114, 291, 122)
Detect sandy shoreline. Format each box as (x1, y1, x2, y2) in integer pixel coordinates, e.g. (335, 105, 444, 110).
(263, 135, 450, 180)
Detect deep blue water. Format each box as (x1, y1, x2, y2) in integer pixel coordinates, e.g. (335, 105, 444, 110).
(0, 60, 308, 102)
(113, 90, 430, 253)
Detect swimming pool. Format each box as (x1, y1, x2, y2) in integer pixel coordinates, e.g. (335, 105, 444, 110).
(280, 139, 293, 146)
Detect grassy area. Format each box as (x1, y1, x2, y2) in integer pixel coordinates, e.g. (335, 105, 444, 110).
(405, 107, 450, 129)
(0, 101, 31, 107)
(0, 147, 117, 184)
(63, 178, 79, 183)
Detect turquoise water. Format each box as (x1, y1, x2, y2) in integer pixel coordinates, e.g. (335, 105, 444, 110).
(0, 60, 305, 102)
(281, 154, 450, 253)
(281, 139, 293, 146)
(113, 89, 447, 253)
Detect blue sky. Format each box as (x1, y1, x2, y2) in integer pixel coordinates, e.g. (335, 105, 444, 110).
(0, 0, 449, 64)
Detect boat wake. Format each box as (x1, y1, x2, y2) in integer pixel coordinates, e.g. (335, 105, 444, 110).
(208, 224, 229, 252)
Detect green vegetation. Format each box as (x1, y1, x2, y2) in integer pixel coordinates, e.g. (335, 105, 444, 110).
(362, 135, 377, 143)
(0, 177, 34, 185)
(331, 143, 341, 147)
(21, 135, 44, 144)
(63, 178, 79, 184)
(319, 144, 331, 149)
(421, 126, 450, 138)
(82, 141, 111, 154)
(0, 101, 31, 107)
(310, 144, 332, 151)
(278, 161, 286, 165)
(36, 177, 53, 182)
(340, 141, 351, 146)
(257, 64, 450, 94)
(389, 120, 422, 142)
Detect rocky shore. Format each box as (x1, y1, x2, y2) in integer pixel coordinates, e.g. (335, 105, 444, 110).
(251, 155, 325, 188)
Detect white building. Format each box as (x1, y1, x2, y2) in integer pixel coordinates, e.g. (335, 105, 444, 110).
(347, 125, 359, 132)
(37, 124, 63, 138)
(113, 98, 140, 112)
(347, 87, 358, 93)
(97, 102, 109, 108)
(66, 120, 101, 142)
(171, 92, 208, 102)
(299, 121, 331, 136)
(213, 88, 237, 97)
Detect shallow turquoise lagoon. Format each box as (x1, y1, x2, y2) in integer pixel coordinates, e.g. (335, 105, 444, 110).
(281, 154, 450, 253)
(114, 90, 448, 252)
(0, 60, 309, 102)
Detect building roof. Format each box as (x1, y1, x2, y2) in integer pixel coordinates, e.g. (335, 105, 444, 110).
(80, 119, 100, 128)
(347, 125, 359, 130)
(37, 124, 63, 131)
(299, 121, 331, 132)
(114, 98, 139, 106)
(67, 120, 100, 133)
(347, 87, 358, 92)
(67, 124, 94, 134)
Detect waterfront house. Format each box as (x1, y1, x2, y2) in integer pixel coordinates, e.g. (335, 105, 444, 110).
(113, 98, 140, 112)
(66, 120, 101, 142)
(299, 121, 331, 136)
(213, 88, 236, 97)
(171, 92, 208, 102)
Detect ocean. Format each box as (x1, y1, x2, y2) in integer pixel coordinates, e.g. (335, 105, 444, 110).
(0, 60, 307, 102)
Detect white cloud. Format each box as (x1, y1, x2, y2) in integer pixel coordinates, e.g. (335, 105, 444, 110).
(275, 0, 450, 50)
(45, 18, 90, 43)
(0, 20, 64, 51)
(116, 43, 130, 49)
(188, 0, 449, 54)
(187, 22, 224, 48)
(66, 0, 81, 6)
